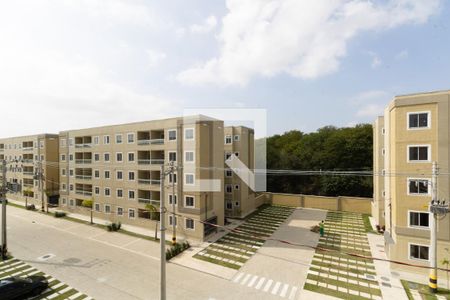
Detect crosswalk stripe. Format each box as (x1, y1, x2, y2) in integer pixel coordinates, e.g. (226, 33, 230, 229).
(288, 287, 298, 300)
(241, 274, 252, 285)
(233, 273, 244, 283)
(271, 281, 281, 295)
(69, 292, 83, 299)
(263, 279, 273, 292)
(247, 275, 258, 287)
(255, 277, 266, 290)
(280, 283, 289, 298)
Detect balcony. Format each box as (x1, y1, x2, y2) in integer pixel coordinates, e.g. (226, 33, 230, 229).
(137, 151, 165, 165)
(137, 130, 165, 145)
(0, 144, 4, 151)
(75, 190, 93, 196)
(22, 154, 33, 164)
(138, 170, 161, 185)
(75, 159, 92, 164)
(75, 184, 92, 197)
(75, 152, 92, 164)
(75, 136, 93, 148)
(138, 190, 160, 206)
(76, 168, 92, 180)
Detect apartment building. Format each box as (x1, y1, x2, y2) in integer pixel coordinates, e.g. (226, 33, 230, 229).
(373, 90, 450, 276)
(224, 126, 256, 218)
(58, 116, 233, 241)
(0, 134, 59, 208)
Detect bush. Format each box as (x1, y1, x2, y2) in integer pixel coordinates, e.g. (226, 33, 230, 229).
(106, 222, 121, 232)
(26, 204, 35, 211)
(54, 211, 66, 218)
(166, 241, 191, 261)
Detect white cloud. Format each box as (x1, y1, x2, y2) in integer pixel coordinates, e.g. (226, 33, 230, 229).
(177, 0, 440, 86)
(351, 90, 389, 104)
(189, 15, 218, 34)
(356, 103, 386, 118)
(147, 49, 167, 67)
(395, 49, 409, 60)
(368, 52, 382, 69)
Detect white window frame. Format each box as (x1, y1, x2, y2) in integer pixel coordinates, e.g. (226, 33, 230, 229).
(94, 186, 100, 195)
(117, 188, 124, 198)
(95, 203, 101, 212)
(407, 145, 431, 163)
(128, 171, 135, 181)
(116, 170, 123, 181)
(408, 210, 430, 229)
(116, 152, 123, 163)
(185, 173, 195, 186)
(103, 135, 110, 145)
(104, 187, 111, 197)
(234, 135, 240, 142)
(127, 133, 135, 144)
(128, 190, 136, 200)
(104, 170, 111, 180)
(407, 178, 431, 196)
(225, 184, 233, 194)
(168, 151, 177, 162)
(185, 218, 195, 230)
(408, 242, 430, 261)
(168, 194, 177, 205)
(117, 207, 124, 216)
(94, 153, 100, 162)
(225, 169, 233, 177)
(169, 215, 177, 227)
(407, 111, 431, 130)
(184, 151, 195, 163)
(104, 204, 111, 214)
(184, 195, 195, 208)
(168, 129, 177, 142)
(93, 136, 100, 145)
(115, 134, 123, 144)
(225, 135, 232, 145)
(104, 152, 111, 163)
(128, 152, 135, 162)
(94, 169, 100, 179)
(184, 128, 195, 141)
(128, 208, 136, 219)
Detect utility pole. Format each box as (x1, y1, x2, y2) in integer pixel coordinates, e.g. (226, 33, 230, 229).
(160, 164, 166, 300)
(429, 161, 449, 293)
(170, 161, 177, 246)
(1, 160, 7, 260)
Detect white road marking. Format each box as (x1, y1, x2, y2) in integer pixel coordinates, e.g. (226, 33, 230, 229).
(241, 274, 252, 285)
(280, 283, 289, 298)
(263, 279, 273, 292)
(288, 287, 298, 300)
(233, 272, 244, 283)
(121, 238, 142, 248)
(247, 275, 258, 287)
(255, 277, 266, 290)
(271, 282, 281, 295)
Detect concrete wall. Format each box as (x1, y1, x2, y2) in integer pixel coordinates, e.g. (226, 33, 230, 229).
(262, 192, 372, 214)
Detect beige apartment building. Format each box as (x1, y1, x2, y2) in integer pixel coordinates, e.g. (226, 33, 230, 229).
(224, 126, 256, 218)
(373, 90, 450, 276)
(58, 116, 256, 241)
(0, 134, 59, 209)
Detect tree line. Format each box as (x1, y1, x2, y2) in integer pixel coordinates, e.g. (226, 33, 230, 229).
(263, 124, 373, 198)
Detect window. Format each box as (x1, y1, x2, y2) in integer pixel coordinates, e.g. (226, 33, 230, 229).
(117, 207, 123, 216)
(128, 171, 135, 181)
(168, 129, 177, 141)
(235, 201, 240, 207)
(234, 152, 239, 158)
(104, 205, 111, 214)
(103, 135, 110, 145)
(226, 202, 232, 209)
(95, 203, 101, 212)
(225, 152, 232, 160)
(94, 153, 100, 162)
(185, 173, 195, 185)
(408, 146, 429, 162)
(234, 184, 240, 190)
(185, 218, 195, 230)
(116, 134, 123, 144)
(184, 128, 194, 140)
(409, 211, 430, 228)
(408, 179, 429, 195)
(104, 170, 110, 179)
(225, 184, 233, 193)
(169, 194, 177, 205)
(184, 196, 195, 208)
(62, 198, 67, 205)
(116, 152, 123, 162)
(128, 152, 135, 162)
(69, 184, 74, 191)
(69, 169, 74, 177)
(69, 154, 73, 161)
(105, 188, 111, 196)
(61, 169, 66, 176)
(225, 135, 232, 144)
(61, 154, 66, 161)
(128, 190, 135, 199)
(116, 171, 123, 180)
(408, 112, 429, 129)
(93, 136, 99, 145)
(410, 244, 429, 261)
(168, 151, 177, 162)
(104, 153, 110, 162)
(127, 133, 135, 144)
(169, 173, 177, 184)
(185, 151, 194, 163)
(169, 216, 177, 226)
(94, 186, 100, 195)
(129, 209, 136, 219)
(234, 135, 240, 142)
(61, 184, 66, 191)
(225, 169, 233, 177)
(94, 170, 100, 178)
(117, 189, 123, 198)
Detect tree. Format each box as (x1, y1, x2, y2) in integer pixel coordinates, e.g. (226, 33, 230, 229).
(81, 198, 94, 225)
(145, 204, 159, 240)
(23, 188, 32, 208)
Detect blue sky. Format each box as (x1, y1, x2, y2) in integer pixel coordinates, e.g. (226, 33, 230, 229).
(0, 0, 449, 137)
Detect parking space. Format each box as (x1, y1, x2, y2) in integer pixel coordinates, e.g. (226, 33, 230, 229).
(0, 258, 92, 300)
(194, 205, 295, 270)
(304, 211, 382, 300)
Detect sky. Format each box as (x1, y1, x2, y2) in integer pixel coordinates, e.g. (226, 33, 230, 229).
(0, 0, 449, 138)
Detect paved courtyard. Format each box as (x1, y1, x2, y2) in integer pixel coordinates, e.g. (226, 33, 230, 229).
(304, 211, 382, 300)
(0, 257, 92, 300)
(194, 205, 294, 269)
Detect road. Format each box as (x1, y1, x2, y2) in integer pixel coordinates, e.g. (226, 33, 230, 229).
(3, 205, 287, 300)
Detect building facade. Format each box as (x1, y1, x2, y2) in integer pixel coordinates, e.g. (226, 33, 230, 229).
(57, 116, 256, 241)
(373, 90, 450, 276)
(0, 134, 59, 209)
(224, 126, 256, 218)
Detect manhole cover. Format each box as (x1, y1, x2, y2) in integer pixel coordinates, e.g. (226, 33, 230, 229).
(37, 253, 56, 261)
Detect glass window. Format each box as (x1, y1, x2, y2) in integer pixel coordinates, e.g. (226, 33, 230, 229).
(225, 135, 232, 144)
(408, 146, 429, 161)
(116, 134, 123, 144)
(410, 244, 429, 260)
(185, 174, 195, 185)
(185, 196, 195, 207)
(169, 152, 177, 162)
(408, 179, 429, 194)
(127, 133, 135, 143)
(168, 130, 177, 141)
(129, 209, 136, 219)
(117, 207, 123, 216)
(128, 152, 135, 162)
(185, 128, 194, 140)
(185, 218, 195, 229)
(409, 112, 429, 129)
(185, 151, 194, 163)
(116, 153, 123, 162)
(409, 212, 430, 228)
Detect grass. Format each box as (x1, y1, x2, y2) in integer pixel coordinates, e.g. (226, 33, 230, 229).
(307, 274, 382, 296)
(304, 283, 369, 300)
(193, 254, 241, 270)
(362, 214, 379, 234)
(402, 280, 450, 300)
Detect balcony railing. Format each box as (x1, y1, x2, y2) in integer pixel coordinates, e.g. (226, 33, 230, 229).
(138, 179, 161, 185)
(138, 198, 160, 206)
(23, 171, 34, 176)
(75, 159, 92, 164)
(137, 139, 164, 145)
(22, 159, 33, 164)
(76, 175, 92, 180)
(22, 147, 33, 151)
(75, 143, 92, 148)
(137, 159, 164, 165)
(23, 183, 33, 187)
(75, 190, 93, 196)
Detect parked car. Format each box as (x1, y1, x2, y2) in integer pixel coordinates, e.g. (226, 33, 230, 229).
(0, 276, 48, 300)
